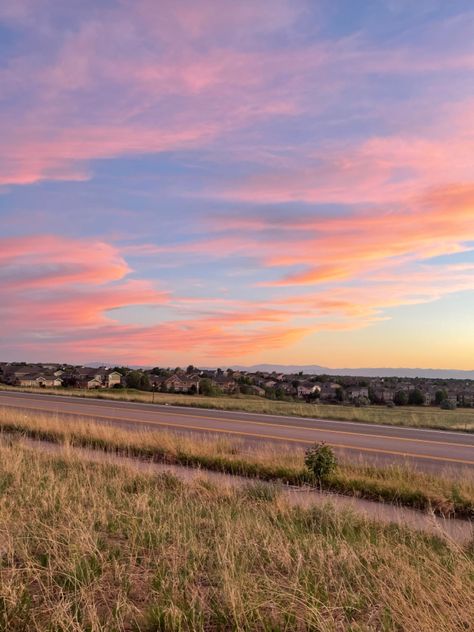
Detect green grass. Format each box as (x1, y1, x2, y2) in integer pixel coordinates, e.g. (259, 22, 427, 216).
(0, 441, 472, 631)
(2, 383, 474, 431)
(1, 407, 473, 518)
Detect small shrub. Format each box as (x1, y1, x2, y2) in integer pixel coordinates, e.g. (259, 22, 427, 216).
(199, 378, 221, 397)
(304, 442, 337, 482)
(440, 400, 457, 410)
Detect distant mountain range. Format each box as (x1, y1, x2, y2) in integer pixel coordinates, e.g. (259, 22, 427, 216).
(229, 364, 474, 380)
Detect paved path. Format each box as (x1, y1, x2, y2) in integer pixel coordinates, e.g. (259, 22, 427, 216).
(1, 391, 473, 472)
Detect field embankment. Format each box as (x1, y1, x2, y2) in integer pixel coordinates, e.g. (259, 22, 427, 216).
(2, 384, 473, 431)
(0, 440, 473, 631)
(1, 407, 473, 518)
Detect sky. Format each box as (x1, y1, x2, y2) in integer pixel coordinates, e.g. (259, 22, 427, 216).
(1, 0, 473, 369)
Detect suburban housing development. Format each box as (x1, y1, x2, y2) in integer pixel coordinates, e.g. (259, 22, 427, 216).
(1, 362, 474, 408)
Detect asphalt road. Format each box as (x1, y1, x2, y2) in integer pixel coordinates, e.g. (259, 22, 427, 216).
(1, 391, 474, 472)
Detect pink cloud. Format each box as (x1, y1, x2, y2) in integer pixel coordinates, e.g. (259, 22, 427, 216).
(163, 182, 474, 291)
(2, 2, 472, 189)
(0, 235, 130, 287)
(2, 195, 474, 363)
(0, 235, 168, 333)
(0, 234, 311, 362)
(35, 323, 308, 365)
(0, 123, 220, 187)
(213, 131, 473, 206)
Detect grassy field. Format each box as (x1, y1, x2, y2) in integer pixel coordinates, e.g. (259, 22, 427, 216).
(0, 440, 472, 631)
(2, 384, 474, 432)
(1, 407, 473, 518)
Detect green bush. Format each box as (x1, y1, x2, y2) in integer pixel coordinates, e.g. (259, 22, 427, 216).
(440, 400, 457, 410)
(199, 378, 221, 397)
(408, 389, 425, 406)
(304, 442, 337, 482)
(393, 390, 408, 406)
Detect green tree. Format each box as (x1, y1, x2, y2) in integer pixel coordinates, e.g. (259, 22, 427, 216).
(368, 387, 378, 404)
(151, 367, 171, 377)
(408, 389, 425, 406)
(265, 387, 276, 400)
(199, 379, 220, 397)
(125, 371, 142, 389)
(304, 443, 337, 483)
(275, 387, 286, 400)
(393, 390, 408, 406)
(61, 375, 78, 388)
(125, 371, 150, 391)
(238, 375, 252, 386)
(140, 373, 150, 390)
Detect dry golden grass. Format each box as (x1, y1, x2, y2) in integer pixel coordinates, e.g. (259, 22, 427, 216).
(1, 407, 473, 518)
(0, 439, 473, 631)
(2, 384, 474, 431)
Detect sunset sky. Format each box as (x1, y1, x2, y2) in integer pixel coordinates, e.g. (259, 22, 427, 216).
(1, 0, 473, 368)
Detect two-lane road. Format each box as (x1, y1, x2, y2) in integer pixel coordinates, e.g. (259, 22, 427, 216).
(0, 391, 473, 472)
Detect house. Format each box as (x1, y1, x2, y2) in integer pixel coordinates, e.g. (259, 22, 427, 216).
(148, 374, 167, 390)
(319, 383, 341, 401)
(346, 387, 369, 401)
(86, 377, 103, 389)
(446, 392, 458, 406)
(106, 371, 123, 388)
(296, 382, 320, 398)
(163, 373, 200, 393)
(423, 391, 433, 406)
(459, 390, 474, 407)
(16, 373, 62, 388)
(70, 367, 122, 389)
(75, 367, 108, 389)
(279, 382, 297, 396)
(12, 371, 32, 384)
(374, 388, 395, 403)
(212, 375, 238, 394)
